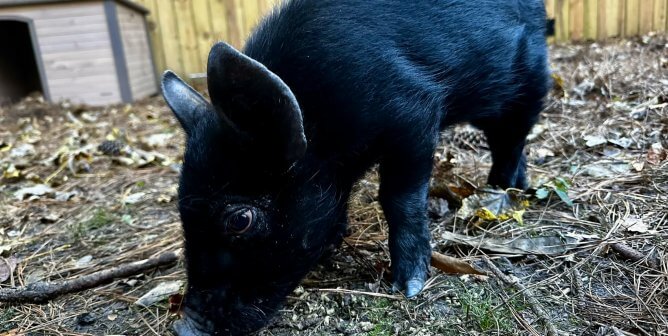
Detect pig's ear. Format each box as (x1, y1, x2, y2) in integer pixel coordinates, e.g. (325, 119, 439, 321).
(206, 42, 307, 166)
(161, 71, 211, 136)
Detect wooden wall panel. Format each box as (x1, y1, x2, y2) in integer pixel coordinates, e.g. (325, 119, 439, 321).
(0, 1, 121, 104)
(117, 3, 157, 99)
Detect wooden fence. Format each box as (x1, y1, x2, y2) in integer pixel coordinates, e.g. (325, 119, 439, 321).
(547, 0, 668, 42)
(134, 0, 277, 77)
(134, 0, 668, 78)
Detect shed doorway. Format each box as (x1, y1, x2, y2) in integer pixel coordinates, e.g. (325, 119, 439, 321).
(0, 19, 44, 105)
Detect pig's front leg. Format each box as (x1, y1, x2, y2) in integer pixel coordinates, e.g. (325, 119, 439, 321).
(378, 152, 434, 298)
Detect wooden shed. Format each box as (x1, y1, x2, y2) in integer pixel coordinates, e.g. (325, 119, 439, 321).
(0, 0, 158, 106)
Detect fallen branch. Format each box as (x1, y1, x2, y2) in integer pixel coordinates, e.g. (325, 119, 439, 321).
(609, 243, 658, 269)
(483, 257, 559, 336)
(0, 251, 179, 304)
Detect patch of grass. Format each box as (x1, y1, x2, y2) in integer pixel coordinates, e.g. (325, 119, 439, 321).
(458, 286, 515, 333)
(71, 208, 115, 239)
(0, 307, 17, 331)
(365, 298, 394, 336)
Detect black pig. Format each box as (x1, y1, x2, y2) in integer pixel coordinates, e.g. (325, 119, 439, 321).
(162, 0, 551, 334)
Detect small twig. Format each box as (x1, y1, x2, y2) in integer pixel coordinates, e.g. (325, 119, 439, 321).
(571, 266, 585, 308)
(483, 257, 559, 336)
(0, 251, 179, 304)
(316, 288, 402, 300)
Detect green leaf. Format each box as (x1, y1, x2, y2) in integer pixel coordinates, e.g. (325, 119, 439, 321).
(554, 189, 573, 206)
(535, 187, 550, 200)
(512, 209, 525, 226)
(553, 177, 570, 192)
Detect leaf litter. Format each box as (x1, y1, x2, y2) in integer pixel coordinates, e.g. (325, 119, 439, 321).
(0, 34, 667, 335)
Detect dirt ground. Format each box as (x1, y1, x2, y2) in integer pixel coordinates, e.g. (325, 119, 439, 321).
(0, 35, 666, 336)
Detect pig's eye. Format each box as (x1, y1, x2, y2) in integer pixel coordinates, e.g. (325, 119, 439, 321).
(224, 208, 254, 234)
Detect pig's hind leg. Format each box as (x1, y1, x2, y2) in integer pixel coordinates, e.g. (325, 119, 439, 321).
(378, 138, 437, 298)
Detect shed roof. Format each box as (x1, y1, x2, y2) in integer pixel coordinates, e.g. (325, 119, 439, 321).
(0, 0, 149, 14)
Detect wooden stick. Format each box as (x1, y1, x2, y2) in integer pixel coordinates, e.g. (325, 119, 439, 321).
(0, 251, 179, 304)
(609, 243, 658, 268)
(483, 257, 559, 336)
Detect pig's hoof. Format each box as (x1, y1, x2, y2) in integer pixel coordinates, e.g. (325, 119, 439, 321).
(392, 277, 426, 298)
(405, 278, 424, 298)
(391, 251, 430, 298)
(173, 318, 208, 336)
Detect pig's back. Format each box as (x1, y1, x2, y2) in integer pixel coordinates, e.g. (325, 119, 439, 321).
(243, 0, 549, 165)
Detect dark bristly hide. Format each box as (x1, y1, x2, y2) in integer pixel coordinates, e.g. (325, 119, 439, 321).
(161, 0, 551, 334)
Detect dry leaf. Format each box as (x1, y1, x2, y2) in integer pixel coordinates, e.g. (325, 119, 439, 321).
(584, 135, 607, 148)
(142, 133, 174, 148)
(456, 188, 527, 223)
(14, 184, 55, 200)
(647, 143, 667, 165)
(135, 280, 184, 307)
(623, 216, 649, 233)
(0, 256, 18, 283)
(581, 162, 631, 178)
(441, 232, 581, 255)
(2, 164, 20, 180)
(9, 143, 36, 158)
(75, 255, 93, 268)
(123, 192, 147, 205)
(608, 137, 632, 149)
(431, 252, 484, 275)
(631, 161, 645, 172)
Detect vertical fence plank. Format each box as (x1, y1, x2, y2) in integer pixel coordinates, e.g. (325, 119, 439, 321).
(584, 0, 598, 40)
(174, 0, 202, 75)
(604, 0, 620, 38)
(597, 0, 608, 38)
(258, 0, 274, 13)
(243, 0, 260, 35)
(234, 0, 247, 47)
(626, 0, 640, 36)
(139, 0, 166, 75)
(556, 0, 570, 41)
(208, 0, 230, 44)
(570, 0, 584, 40)
(156, 0, 185, 76)
(655, 0, 667, 32)
(545, 0, 556, 18)
(639, 0, 655, 34)
(618, 0, 626, 37)
(192, 0, 214, 73)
